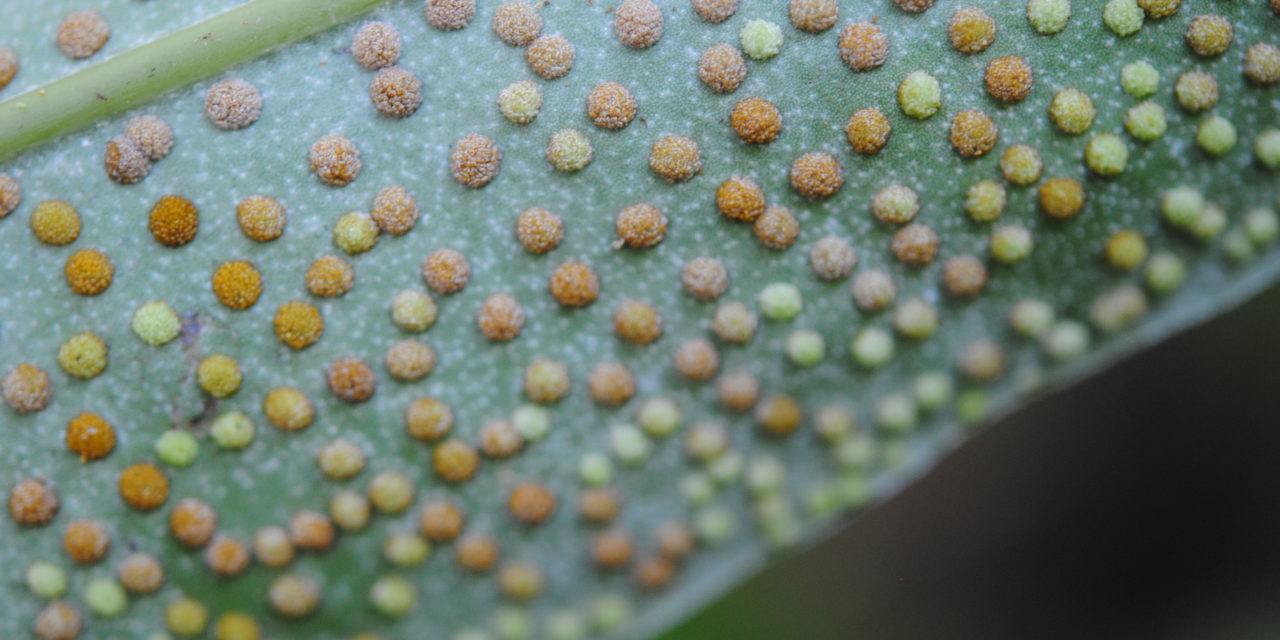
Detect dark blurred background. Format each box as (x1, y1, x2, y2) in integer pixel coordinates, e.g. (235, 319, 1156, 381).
(664, 282, 1280, 640)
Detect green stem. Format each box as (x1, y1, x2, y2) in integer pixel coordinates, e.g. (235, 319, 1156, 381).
(0, 0, 386, 162)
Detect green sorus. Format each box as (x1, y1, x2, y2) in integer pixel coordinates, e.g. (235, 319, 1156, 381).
(1196, 115, 1237, 157)
(758, 283, 802, 321)
(1120, 61, 1159, 98)
(1160, 186, 1204, 228)
(56, 10, 109, 59)
(990, 224, 1036, 264)
(1026, 0, 1071, 35)
(1174, 71, 1218, 112)
(371, 575, 418, 616)
(698, 43, 747, 94)
(131, 301, 181, 346)
(155, 430, 198, 467)
(849, 327, 894, 369)
(892, 297, 939, 339)
(383, 531, 430, 568)
(966, 179, 1007, 223)
(789, 0, 837, 33)
(1090, 285, 1149, 334)
(492, 2, 542, 47)
(871, 184, 919, 225)
(614, 0, 664, 50)
(1042, 321, 1089, 362)
(1144, 251, 1187, 295)
(369, 470, 415, 514)
(730, 97, 782, 145)
(205, 78, 262, 130)
(497, 80, 543, 125)
(837, 22, 888, 72)
(1048, 88, 1095, 135)
(1103, 0, 1143, 37)
(525, 34, 575, 80)
(369, 67, 423, 119)
(1125, 101, 1167, 142)
(1009, 299, 1055, 339)
(316, 438, 366, 480)
(1244, 209, 1280, 247)
(351, 21, 401, 69)
(875, 393, 917, 433)
(1084, 133, 1129, 177)
(424, 0, 475, 31)
(546, 128, 593, 173)
(809, 236, 857, 281)
(26, 561, 68, 599)
(999, 144, 1043, 186)
(523, 358, 571, 404)
(210, 410, 255, 449)
(57, 331, 107, 379)
(897, 71, 941, 120)
(948, 6, 996, 54)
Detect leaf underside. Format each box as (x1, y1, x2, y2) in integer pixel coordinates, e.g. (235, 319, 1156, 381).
(0, 1, 1277, 639)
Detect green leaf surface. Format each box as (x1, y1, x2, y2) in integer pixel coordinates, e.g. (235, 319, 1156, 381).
(0, 1, 1277, 638)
